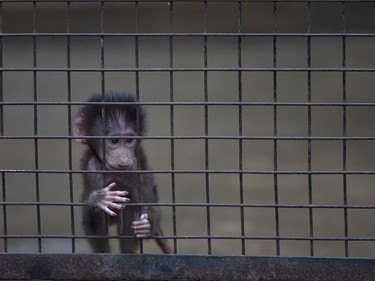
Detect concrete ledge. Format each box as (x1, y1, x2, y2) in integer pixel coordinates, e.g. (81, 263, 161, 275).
(0, 254, 374, 281)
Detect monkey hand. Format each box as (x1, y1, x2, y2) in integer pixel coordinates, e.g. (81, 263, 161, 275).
(132, 213, 151, 238)
(91, 182, 130, 217)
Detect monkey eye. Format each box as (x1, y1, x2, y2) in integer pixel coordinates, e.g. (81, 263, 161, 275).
(125, 138, 136, 146)
(109, 138, 120, 145)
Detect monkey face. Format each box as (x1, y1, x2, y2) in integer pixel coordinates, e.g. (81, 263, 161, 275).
(72, 92, 145, 171)
(99, 137, 138, 170)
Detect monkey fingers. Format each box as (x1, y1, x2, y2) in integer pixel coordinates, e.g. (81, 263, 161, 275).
(95, 182, 130, 205)
(133, 227, 151, 238)
(97, 196, 130, 216)
(132, 214, 151, 238)
(103, 182, 117, 191)
(97, 202, 118, 217)
(104, 192, 130, 204)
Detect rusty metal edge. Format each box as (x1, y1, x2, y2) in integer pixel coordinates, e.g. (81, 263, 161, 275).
(0, 254, 374, 281)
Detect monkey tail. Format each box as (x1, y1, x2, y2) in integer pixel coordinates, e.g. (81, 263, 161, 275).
(154, 228, 173, 254)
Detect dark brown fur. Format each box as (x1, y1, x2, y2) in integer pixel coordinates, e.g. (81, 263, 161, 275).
(73, 92, 171, 254)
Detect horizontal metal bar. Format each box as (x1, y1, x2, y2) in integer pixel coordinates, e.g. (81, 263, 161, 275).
(1, 169, 374, 175)
(0, 254, 374, 281)
(1, 101, 375, 107)
(0, 0, 373, 3)
(2, 135, 375, 141)
(1, 201, 374, 209)
(0, 234, 373, 242)
(1, 32, 375, 37)
(0, 67, 375, 72)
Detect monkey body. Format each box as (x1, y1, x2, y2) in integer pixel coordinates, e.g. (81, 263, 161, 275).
(73, 92, 171, 254)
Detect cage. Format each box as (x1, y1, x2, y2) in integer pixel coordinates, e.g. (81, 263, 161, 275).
(0, 0, 375, 280)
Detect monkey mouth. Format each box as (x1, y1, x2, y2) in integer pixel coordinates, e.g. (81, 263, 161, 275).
(106, 163, 134, 170)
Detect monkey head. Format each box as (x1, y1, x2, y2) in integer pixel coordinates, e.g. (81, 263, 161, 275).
(72, 92, 145, 170)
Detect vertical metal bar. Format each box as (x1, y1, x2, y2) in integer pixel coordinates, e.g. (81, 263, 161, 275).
(272, 0, 280, 256)
(306, 0, 314, 257)
(134, 1, 143, 254)
(341, 0, 349, 257)
(100, 0, 106, 118)
(125, 5, 144, 246)
(134, 10, 145, 253)
(135, 1, 140, 101)
(100, 1, 105, 98)
(32, 0, 42, 253)
(168, 0, 177, 254)
(237, 0, 245, 255)
(0, 0, 3, 137)
(203, 1, 211, 255)
(135, 1, 140, 102)
(134, 1, 139, 105)
(1, 173, 6, 252)
(66, 0, 75, 254)
(0, 1, 5, 252)
(99, 0, 110, 244)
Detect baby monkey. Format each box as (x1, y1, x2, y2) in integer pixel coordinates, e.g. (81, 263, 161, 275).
(72, 92, 171, 254)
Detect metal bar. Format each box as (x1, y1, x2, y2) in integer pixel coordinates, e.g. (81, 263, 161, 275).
(0, 0, 373, 4)
(0, 0, 3, 137)
(32, 0, 42, 253)
(341, 0, 349, 258)
(0, 201, 375, 209)
(0, 66, 375, 72)
(2, 32, 375, 37)
(1, 173, 7, 252)
(203, 0, 212, 255)
(0, 234, 374, 241)
(168, 0, 178, 254)
(272, 0, 280, 256)
(1, 168, 375, 175)
(3, 135, 375, 141)
(3, 101, 375, 106)
(66, 0, 76, 254)
(0, 0, 5, 254)
(307, 0, 314, 257)
(1, 254, 375, 281)
(134, 0, 144, 254)
(237, 0, 246, 255)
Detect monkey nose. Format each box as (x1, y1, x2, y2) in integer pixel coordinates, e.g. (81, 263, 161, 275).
(118, 159, 133, 169)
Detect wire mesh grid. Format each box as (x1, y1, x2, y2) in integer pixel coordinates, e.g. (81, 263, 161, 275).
(0, 0, 374, 257)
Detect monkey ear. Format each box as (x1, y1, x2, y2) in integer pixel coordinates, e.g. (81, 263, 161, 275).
(72, 111, 88, 143)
